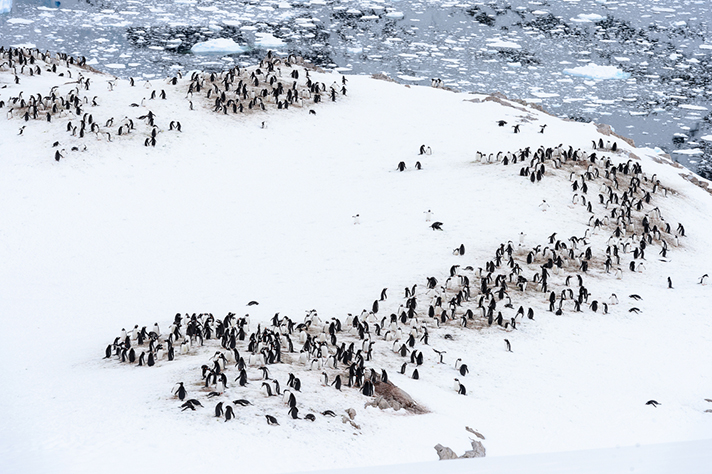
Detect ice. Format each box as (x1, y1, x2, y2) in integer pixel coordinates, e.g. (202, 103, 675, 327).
(254, 32, 286, 48)
(0, 0, 11, 14)
(191, 38, 249, 54)
(7, 17, 32, 23)
(563, 64, 631, 80)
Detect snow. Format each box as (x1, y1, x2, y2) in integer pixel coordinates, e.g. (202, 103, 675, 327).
(563, 64, 631, 80)
(290, 439, 712, 474)
(191, 38, 249, 54)
(1, 49, 712, 474)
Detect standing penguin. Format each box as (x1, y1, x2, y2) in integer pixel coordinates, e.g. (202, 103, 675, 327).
(504, 339, 512, 352)
(174, 382, 187, 401)
(224, 405, 235, 421)
(215, 402, 224, 418)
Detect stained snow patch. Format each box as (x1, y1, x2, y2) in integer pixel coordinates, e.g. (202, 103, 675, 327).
(563, 64, 630, 80)
(191, 38, 248, 54)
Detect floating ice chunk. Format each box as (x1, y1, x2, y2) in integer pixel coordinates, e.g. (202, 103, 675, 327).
(12, 42, 36, 48)
(191, 38, 248, 54)
(105, 63, 126, 69)
(673, 149, 703, 155)
(700, 44, 712, 50)
(486, 39, 521, 49)
(679, 104, 708, 111)
(347, 46, 363, 54)
(701, 135, 712, 142)
(532, 10, 548, 15)
(254, 32, 286, 48)
(571, 13, 604, 22)
(0, 0, 12, 14)
(7, 17, 33, 24)
(386, 11, 404, 19)
(563, 64, 630, 80)
(86, 58, 99, 65)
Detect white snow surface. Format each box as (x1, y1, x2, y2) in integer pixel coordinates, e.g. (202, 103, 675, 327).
(1, 52, 712, 474)
(563, 64, 631, 80)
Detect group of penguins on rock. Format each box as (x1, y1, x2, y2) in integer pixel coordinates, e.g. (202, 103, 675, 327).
(1, 47, 336, 162)
(102, 132, 697, 423)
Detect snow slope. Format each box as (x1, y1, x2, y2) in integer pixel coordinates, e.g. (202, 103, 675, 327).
(0, 49, 711, 474)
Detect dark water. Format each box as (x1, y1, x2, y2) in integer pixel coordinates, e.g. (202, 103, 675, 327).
(1, 0, 711, 179)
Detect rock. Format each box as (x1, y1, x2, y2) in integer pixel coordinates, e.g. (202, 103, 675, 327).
(460, 439, 486, 458)
(346, 408, 356, 420)
(465, 426, 486, 440)
(434, 444, 458, 460)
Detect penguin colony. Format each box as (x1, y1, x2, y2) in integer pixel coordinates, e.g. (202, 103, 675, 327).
(102, 136, 690, 424)
(17, 44, 685, 424)
(101, 114, 697, 426)
(0, 47, 337, 161)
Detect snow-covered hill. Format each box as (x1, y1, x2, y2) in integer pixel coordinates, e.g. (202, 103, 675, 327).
(0, 48, 710, 474)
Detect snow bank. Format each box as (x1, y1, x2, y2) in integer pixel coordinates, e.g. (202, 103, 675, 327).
(191, 38, 249, 54)
(1, 49, 712, 474)
(563, 63, 630, 80)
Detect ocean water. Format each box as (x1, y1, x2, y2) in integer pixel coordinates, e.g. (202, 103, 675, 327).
(1, 0, 711, 178)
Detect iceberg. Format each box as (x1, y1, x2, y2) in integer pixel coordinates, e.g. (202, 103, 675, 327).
(254, 32, 285, 48)
(563, 64, 630, 80)
(191, 38, 248, 54)
(0, 0, 11, 14)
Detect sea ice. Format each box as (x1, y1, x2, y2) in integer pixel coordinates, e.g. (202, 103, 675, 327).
(191, 38, 249, 54)
(563, 64, 630, 80)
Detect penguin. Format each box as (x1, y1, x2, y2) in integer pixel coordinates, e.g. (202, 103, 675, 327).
(322, 410, 337, 417)
(431, 222, 443, 231)
(425, 210, 432, 222)
(667, 277, 673, 289)
(504, 339, 512, 352)
(459, 364, 469, 376)
(215, 402, 224, 417)
(305, 413, 316, 421)
(699, 274, 709, 285)
(513, 124, 520, 133)
(539, 124, 547, 133)
(432, 349, 446, 364)
(352, 214, 360, 225)
(288, 406, 300, 419)
(224, 405, 235, 421)
(497, 120, 507, 127)
(332, 375, 342, 391)
(412, 368, 419, 380)
(262, 382, 274, 397)
(646, 400, 660, 407)
(454, 378, 466, 395)
(321, 372, 329, 386)
(174, 382, 187, 401)
(265, 414, 279, 425)
(233, 399, 252, 406)
(400, 362, 407, 374)
(415, 161, 422, 170)
(397, 161, 406, 171)
(380, 288, 388, 301)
